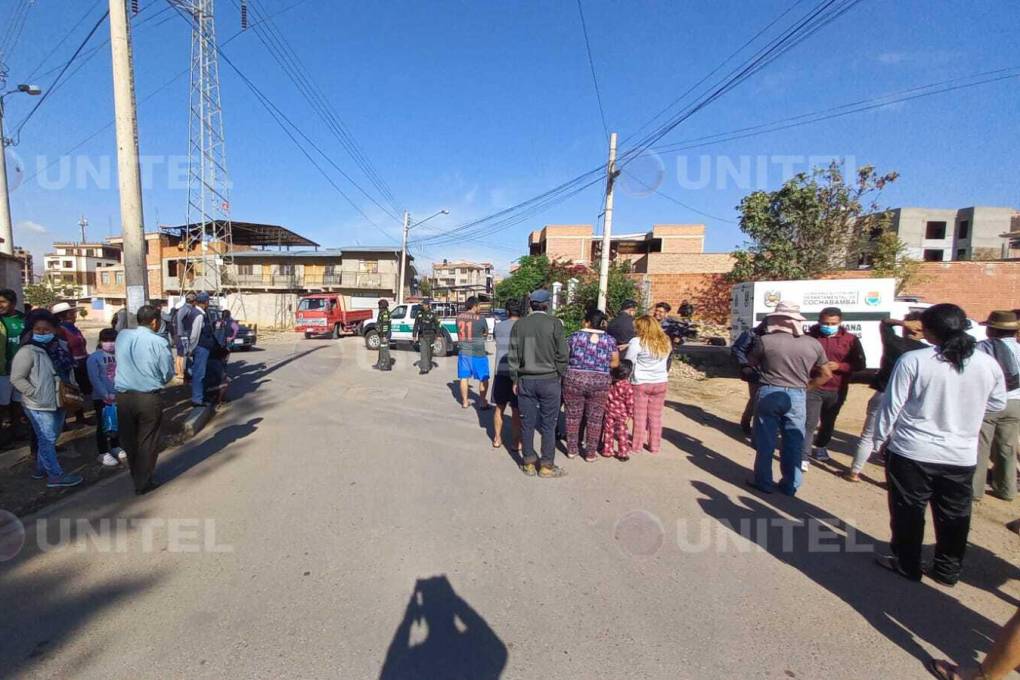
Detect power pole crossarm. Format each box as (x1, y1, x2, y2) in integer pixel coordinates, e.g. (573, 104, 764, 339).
(596, 131, 618, 313)
(109, 0, 148, 325)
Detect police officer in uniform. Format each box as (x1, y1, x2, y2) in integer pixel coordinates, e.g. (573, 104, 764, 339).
(413, 299, 440, 375)
(374, 299, 392, 371)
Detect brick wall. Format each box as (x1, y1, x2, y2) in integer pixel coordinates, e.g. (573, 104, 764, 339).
(900, 261, 1020, 320)
(634, 272, 732, 323)
(646, 252, 735, 275)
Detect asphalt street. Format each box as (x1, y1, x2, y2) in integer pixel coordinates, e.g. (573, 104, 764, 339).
(1, 335, 1017, 679)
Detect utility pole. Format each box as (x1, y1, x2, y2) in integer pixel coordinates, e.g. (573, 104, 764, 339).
(397, 210, 410, 305)
(596, 131, 618, 312)
(109, 0, 148, 326)
(0, 100, 13, 256)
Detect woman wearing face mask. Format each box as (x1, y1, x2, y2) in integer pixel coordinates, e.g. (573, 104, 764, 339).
(10, 311, 82, 487)
(87, 328, 123, 467)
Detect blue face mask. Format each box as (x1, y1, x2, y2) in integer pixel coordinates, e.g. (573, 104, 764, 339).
(33, 333, 54, 344)
(819, 324, 840, 336)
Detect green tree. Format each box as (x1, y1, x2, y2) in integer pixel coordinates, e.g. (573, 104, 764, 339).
(729, 161, 899, 282)
(494, 255, 549, 305)
(418, 278, 433, 298)
(24, 283, 62, 309)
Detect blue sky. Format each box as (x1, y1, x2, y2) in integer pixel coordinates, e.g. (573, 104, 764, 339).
(2, 0, 1018, 273)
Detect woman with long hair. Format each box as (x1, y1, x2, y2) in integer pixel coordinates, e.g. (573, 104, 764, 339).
(562, 308, 619, 461)
(626, 314, 672, 455)
(873, 303, 1006, 586)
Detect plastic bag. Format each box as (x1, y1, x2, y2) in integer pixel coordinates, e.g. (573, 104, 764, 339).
(102, 404, 118, 434)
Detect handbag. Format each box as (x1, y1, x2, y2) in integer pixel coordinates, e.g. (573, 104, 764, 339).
(56, 379, 85, 411)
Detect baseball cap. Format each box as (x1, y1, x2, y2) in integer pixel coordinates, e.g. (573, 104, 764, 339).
(530, 289, 551, 303)
(195, 292, 211, 303)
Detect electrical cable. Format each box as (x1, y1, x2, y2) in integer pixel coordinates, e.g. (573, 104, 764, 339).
(575, 0, 608, 140)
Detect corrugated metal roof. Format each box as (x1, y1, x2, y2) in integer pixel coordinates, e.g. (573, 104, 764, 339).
(228, 247, 409, 259)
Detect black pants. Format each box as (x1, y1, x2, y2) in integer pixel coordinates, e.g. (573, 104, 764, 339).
(803, 388, 846, 455)
(418, 334, 435, 373)
(517, 377, 561, 468)
(886, 451, 975, 583)
(116, 391, 163, 492)
(94, 399, 120, 455)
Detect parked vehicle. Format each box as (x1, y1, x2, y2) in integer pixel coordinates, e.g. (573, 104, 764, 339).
(230, 323, 257, 350)
(361, 302, 459, 356)
(295, 294, 373, 339)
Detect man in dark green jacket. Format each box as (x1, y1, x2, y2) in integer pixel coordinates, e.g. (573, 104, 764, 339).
(412, 299, 440, 375)
(508, 289, 569, 478)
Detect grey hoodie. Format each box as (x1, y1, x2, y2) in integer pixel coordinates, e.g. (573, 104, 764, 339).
(11, 344, 76, 411)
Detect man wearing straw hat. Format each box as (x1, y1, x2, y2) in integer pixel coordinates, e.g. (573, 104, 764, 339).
(746, 301, 832, 495)
(974, 310, 1020, 501)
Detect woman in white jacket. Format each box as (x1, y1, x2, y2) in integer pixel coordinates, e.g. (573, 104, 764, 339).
(11, 311, 82, 488)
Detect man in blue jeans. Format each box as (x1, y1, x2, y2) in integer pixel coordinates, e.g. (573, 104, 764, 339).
(508, 289, 569, 478)
(747, 302, 830, 495)
(183, 292, 216, 407)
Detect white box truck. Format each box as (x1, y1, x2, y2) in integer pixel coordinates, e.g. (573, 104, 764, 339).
(730, 278, 898, 369)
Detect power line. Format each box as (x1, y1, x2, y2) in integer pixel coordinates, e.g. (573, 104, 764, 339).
(649, 66, 1020, 154)
(412, 0, 861, 248)
(166, 6, 401, 242)
(24, 0, 102, 81)
(620, 169, 737, 224)
(0, 0, 35, 78)
(575, 0, 608, 139)
(11, 9, 110, 144)
(238, 0, 404, 219)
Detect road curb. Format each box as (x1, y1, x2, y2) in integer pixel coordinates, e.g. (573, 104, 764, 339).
(182, 404, 216, 438)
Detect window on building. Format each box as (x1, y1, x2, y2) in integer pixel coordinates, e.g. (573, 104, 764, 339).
(277, 264, 295, 276)
(956, 249, 969, 260)
(168, 260, 179, 277)
(115, 271, 124, 284)
(101, 271, 110, 285)
(957, 220, 970, 240)
(923, 249, 944, 262)
(925, 221, 947, 240)
(237, 263, 253, 275)
(359, 260, 379, 274)
(63, 259, 73, 269)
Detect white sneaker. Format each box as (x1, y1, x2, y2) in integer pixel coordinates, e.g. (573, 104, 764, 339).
(812, 447, 831, 462)
(801, 459, 810, 472)
(98, 452, 119, 467)
(112, 447, 126, 462)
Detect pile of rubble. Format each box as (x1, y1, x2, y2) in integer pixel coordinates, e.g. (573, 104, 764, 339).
(670, 358, 707, 381)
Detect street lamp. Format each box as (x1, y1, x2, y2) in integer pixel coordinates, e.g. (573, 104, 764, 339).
(0, 83, 43, 256)
(398, 209, 449, 304)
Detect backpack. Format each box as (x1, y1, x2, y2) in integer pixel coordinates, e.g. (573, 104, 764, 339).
(989, 339, 1020, 392)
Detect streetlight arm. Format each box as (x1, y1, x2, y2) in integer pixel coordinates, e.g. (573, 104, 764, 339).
(409, 209, 450, 231)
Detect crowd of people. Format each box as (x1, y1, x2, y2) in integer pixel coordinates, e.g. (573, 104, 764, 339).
(6, 291, 240, 495)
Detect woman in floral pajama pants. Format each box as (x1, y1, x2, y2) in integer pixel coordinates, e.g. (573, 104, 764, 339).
(562, 310, 620, 462)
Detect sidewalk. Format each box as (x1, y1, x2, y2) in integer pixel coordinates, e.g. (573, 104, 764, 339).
(0, 381, 210, 517)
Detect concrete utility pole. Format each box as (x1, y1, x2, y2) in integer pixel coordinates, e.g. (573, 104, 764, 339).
(0, 101, 13, 256)
(109, 0, 148, 326)
(398, 210, 410, 305)
(596, 131, 618, 312)
(78, 215, 88, 244)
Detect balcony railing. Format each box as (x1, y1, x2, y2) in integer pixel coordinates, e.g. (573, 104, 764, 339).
(219, 270, 398, 291)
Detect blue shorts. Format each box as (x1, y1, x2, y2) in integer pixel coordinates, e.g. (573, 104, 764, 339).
(457, 354, 490, 381)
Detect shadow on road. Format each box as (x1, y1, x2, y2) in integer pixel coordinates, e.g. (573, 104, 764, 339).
(665, 425, 1010, 669)
(157, 417, 263, 485)
(379, 575, 507, 680)
(229, 345, 329, 400)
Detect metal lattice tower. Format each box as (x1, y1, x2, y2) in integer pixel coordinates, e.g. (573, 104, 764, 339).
(169, 0, 234, 297)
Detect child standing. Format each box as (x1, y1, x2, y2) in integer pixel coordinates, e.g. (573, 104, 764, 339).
(87, 328, 123, 467)
(602, 360, 635, 460)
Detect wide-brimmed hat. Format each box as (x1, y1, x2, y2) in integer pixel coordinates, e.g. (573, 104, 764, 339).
(767, 301, 806, 322)
(50, 302, 75, 315)
(980, 310, 1020, 330)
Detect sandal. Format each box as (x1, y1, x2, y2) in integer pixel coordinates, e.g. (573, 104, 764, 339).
(844, 471, 861, 483)
(565, 452, 578, 459)
(583, 453, 597, 463)
(926, 659, 964, 680)
(616, 452, 630, 461)
(492, 440, 502, 449)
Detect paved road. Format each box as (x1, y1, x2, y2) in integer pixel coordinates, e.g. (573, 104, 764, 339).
(1, 336, 1016, 679)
